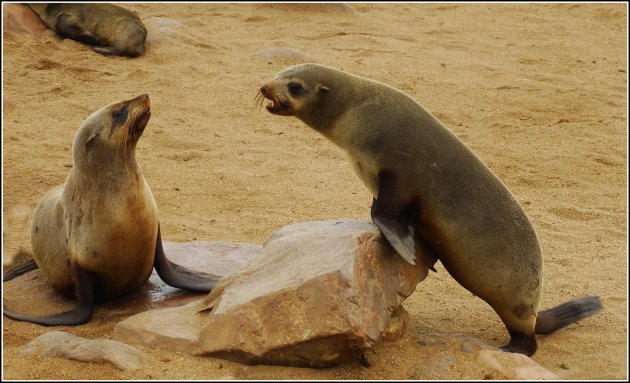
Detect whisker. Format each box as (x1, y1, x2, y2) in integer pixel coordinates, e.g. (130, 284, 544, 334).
(253, 92, 262, 111)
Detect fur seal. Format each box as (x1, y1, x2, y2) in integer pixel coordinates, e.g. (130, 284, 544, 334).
(258, 63, 602, 355)
(3, 94, 217, 326)
(28, 3, 147, 57)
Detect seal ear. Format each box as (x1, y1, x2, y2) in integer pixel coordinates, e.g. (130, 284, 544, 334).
(316, 84, 330, 93)
(85, 132, 98, 147)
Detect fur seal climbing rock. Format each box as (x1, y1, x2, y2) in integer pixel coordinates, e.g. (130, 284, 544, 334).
(3, 94, 217, 326)
(28, 3, 147, 57)
(258, 63, 602, 356)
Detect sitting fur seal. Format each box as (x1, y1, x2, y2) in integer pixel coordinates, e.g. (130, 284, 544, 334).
(3, 94, 217, 326)
(258, 63, 603, 356)
(28, 3, 147, 57)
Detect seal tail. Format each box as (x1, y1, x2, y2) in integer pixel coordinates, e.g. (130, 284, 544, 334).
(3, 259, 38, 282)
(535, 295, 603, 335)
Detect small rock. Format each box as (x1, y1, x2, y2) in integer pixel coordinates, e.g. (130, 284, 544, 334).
(478, 349, 559, 380)
(144, 17, 184, 45)
(381, 306, 409, 341)
(255, 47, 313, 64)
(22, 331, 148, 370)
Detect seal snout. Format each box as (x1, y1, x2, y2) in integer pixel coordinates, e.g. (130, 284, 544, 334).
(128, 94, 151, 136)
(258, 83, 293, 116)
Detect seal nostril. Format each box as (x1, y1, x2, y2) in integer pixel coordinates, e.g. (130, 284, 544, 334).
(260, 85, 268, 96)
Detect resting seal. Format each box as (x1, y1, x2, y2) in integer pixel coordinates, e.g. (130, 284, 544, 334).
(28, 3, 147, 57)
(3, 94, 217, 326)
(258, 63, 602, 355)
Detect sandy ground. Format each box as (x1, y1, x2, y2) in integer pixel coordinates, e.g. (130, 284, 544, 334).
(1, 2, 627, 380)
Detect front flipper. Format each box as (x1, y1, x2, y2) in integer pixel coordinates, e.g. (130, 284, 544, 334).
(3, 264, 95, 326)
(92, 46, 121, 56)
(153, 224, 218, 292)
(55, 13, 108, 46)
(371, 171, 418, 265)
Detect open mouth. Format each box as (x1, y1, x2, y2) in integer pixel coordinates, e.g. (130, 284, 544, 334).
(257, 86, 293, 116)
(265, 98, 292, 115)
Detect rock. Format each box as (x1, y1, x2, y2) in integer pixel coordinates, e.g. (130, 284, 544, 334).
(144, 17, 184, 45)
(21, 331, 148, 370)
(255, 47, 313, 64)
(410, 334, 558, 380)
(478, 349, 560, 380)
(2, 4, 48, 35)
(114, 220, 436, 368)
(3, 240, 261, 320)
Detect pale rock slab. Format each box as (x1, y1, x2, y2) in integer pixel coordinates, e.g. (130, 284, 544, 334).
(411, 334, 559, 380)
(3, 240, 261, 321)
(21, 331, 148, 371)
(114, 220, 436, 367)
(478, 349, 560, 380)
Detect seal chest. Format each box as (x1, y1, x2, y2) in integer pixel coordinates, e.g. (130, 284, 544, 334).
(259, 63, 602, 356)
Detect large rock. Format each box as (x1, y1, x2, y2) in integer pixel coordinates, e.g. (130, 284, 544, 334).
(114, 220, 437, 367)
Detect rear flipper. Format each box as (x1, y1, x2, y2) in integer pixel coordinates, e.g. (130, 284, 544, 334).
(500, 296, 603, 356)
(3, 264, 95, 326)
(535, 295, 603, 335)
(3, 259, 39, 282)
(153, 224, 219, 292)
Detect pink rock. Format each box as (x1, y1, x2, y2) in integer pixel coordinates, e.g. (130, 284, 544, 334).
(2, 4, 48, 35)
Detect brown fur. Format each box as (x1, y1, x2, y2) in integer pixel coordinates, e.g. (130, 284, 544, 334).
(28, 3, 147, 57)
(260, 63, 602, 355)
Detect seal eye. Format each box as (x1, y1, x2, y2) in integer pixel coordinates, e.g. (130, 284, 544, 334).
(287, 82, 304, 96)
(111, 108, 128, 123)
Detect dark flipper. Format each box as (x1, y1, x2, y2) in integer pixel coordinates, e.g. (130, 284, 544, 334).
(3, 264, 95, 326)
(500, 331, 537, 356)
(3, 259, 39, 282)
(153, 224, 218, 292)
(371, 171, 418, 265)
(91, 46, 120, 56)
(535, 295, 603, 335)
(55, 13, 108, 46)
(499, 296, 603, 356)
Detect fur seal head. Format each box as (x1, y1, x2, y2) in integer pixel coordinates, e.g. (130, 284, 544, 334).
(258, 64, 332, 119)
(73, 94, 151, 172)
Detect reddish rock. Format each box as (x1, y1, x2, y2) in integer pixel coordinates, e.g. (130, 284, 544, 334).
(114, 220, 436, 367)
(2, 4, 48, 35)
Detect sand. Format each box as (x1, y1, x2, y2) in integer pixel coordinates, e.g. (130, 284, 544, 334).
(2, 2, 627, 380)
